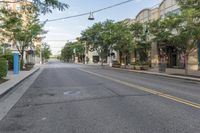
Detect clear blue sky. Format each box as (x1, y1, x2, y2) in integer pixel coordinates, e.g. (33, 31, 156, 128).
(40, 0, 162, 55)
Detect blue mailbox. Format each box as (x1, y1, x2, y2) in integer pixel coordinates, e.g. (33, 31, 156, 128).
(13, 53, 20, 74)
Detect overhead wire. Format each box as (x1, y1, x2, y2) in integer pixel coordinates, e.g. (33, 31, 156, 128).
(46, 0, 137, 22)
(44, 2, 163, 43)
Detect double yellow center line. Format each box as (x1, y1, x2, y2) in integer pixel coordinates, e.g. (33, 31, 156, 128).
(79, 69, 200, 109)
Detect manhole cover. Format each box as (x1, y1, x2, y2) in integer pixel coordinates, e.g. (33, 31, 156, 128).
(63, 91, 80, 96)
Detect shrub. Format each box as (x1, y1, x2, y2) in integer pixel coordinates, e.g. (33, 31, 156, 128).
(0, 58, 8, 78)
(25, 62, 35, 70)
(112, 61, 120, 65)
(112, 61, 121, 68)
(1, 54, 13, 70)
(130, 62, 137, 65)
(132, 61, 150, 66)
(25, 62, 35, 65)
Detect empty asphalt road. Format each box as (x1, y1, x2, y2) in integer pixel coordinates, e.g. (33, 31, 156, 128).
(0, 61, 200, 133)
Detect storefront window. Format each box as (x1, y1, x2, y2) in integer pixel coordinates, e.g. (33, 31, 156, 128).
(159, 46, 185, 69)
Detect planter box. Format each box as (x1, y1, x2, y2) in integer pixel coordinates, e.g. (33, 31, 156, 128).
(112, 65, 121, 68)
(135, 65, 149, 70)
(126, 65, 134, 69)
(121, 65, 126, 69)
(141, 65, 149, 70)
(135, 65, 141, 70)
(25, 64, 34, 70)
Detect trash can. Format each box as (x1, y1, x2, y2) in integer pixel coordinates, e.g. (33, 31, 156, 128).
(159, 63, 166, 73)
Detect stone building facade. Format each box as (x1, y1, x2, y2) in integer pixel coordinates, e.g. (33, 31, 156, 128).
(135, 0, 199, 70)
(0, 0, 42, 64)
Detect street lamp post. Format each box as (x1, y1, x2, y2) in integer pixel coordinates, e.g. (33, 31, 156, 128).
(40, 45, 43, 64)
(73, 48, 77, 63)
(109, 29, 113, 67)
(84, 42, 89, 64)
(109, 45, 112, 67)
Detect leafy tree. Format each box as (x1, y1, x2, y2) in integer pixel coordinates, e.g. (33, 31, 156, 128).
(35, 43, 51, 63)
(73, 42, 85, 62)
(130, 22, 151, 62)
(81, 22, 107, 65)
(42, 46, 51, 61)
(148, 17, 173, 45)
(0, 7, 45, 68)
(61, 42, 74, 62)
(61, 41, 85, 63)
(0, 8, 22, 46)
(81, 20, 117, 66)
(17, 16, 45, 68)
(0, 0, 69, 14)
(112, 22, 134, 66)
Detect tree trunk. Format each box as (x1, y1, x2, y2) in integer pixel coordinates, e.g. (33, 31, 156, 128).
(185, 53, 189, 75)
(20, 48, 24, 70)
(119, 52, 122, 65)
(124, 54, 127, 69)
(101, 58, 104, 66)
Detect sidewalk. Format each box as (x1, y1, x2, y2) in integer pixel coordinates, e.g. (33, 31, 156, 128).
(149, 68, 200, 77)
(110, 67, 200, 82)
(82, 63, 200, 82)
(0, 66, 40, 98)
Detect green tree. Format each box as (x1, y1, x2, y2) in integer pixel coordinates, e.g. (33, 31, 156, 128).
(17, 16, 44, 68)
(61, 41, 85, 63)
(81, 22, 107, 65)
(112, 22, 133, 66)
(61, 42, 74, 62)
(148, 17, 173, 45)
(35, 44, 51, 62)
(0, 8, 22, 47)
(176, 0, 200, 73)
(130, 22, 151, 62)
(0, 7, 45, 68)
(0, 0, 69, 14)
(42, 46, 52, 61)
(81, 20, 117, 66)
(73, 42, 85, 62)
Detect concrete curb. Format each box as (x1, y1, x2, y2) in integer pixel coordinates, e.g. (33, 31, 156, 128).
(79, 64, 200, 82)
(108, 67, 200, 82)
(0, 67, 40, 98)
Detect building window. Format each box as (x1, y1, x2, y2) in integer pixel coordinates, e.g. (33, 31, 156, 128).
(16, 5, 21, 11)
(171, 9, 180, 15)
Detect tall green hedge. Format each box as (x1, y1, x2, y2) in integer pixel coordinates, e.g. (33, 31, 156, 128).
(1, 54, 13, 70)
(0, 58, 8, 79)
